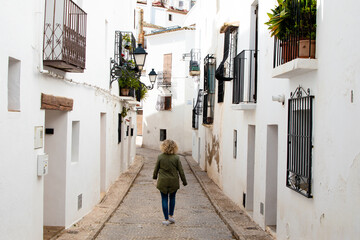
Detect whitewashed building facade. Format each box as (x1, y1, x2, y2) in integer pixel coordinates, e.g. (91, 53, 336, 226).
(136, 1, 196, 153)
(190, 0, 360, 239)
(0, 0, 140, 239)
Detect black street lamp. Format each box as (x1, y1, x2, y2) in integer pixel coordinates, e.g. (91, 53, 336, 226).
(146, 68, 157, 90)
(133, 44, 148, 72)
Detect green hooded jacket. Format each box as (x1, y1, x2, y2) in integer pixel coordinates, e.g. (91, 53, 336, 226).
(153, 153, 187, 194)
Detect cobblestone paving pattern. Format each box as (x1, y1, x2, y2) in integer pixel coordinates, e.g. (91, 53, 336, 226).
(96, 148, 235, 240)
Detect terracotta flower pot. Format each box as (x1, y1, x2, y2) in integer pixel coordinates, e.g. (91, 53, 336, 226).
(120, 88, 130, 96)
(298, 39, 316, 58)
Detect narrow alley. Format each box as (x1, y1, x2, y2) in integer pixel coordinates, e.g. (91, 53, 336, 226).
(95, 147, 235, 239)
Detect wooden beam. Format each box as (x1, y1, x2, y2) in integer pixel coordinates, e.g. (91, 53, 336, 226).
(41, 93, 73, 111)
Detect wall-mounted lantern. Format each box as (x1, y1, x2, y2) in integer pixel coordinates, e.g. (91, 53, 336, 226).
(133, 44, 148, 72)
(146, 68, 158, 90)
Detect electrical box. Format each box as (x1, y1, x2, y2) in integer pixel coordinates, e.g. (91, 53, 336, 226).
(37, 154, 49, 176)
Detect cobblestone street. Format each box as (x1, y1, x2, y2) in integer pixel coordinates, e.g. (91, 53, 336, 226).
(96, 148, 235, 240)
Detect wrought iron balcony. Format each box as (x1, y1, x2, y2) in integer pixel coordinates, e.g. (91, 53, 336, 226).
(43, 0, 87, 72)
(233, 50, 257, 104)
(156, 71, 172, 89)
(272, 0, 316, 68)
(114, 31, 136, 67)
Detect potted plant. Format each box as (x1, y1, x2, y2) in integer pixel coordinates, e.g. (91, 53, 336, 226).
(122, 33, 132, 50)
(265, 0, 316, 62)
(121, 107, 130, 118)
(139, 84, 148, 100)
(118, 67, 140, 96)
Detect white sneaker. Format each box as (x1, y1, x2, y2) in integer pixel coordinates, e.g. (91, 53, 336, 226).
(168, 217, 175, 224)
(162, 220, 170, 226)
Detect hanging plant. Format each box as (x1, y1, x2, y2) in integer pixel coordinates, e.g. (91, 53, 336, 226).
(121, 107, 131, 119)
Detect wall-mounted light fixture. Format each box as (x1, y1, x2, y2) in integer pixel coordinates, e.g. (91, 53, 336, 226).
(146, 68, 157, 90)
(133, 44, 148, 72)
(272, 94, 285, 105)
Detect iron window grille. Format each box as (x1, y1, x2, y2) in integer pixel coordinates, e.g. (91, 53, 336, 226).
(216, 27, 237, 102)
(203, 55, 216, 124)
(273, 0, 316, 68)
(287, 86, 314, 198)
(215, 27, 238, 81)
(233, 50, 257, 104)
(192, 89, 203, 129)
(43, 0, 87, 72)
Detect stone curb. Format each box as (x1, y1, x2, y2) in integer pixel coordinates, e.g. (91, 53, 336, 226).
(183, 155, 274, 240)
(52, 155, 144, 240)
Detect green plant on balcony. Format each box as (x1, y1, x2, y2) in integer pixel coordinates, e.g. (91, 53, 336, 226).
(121, 107, 130, 118)
(118, 67, 140, 96)
(139, 84, 148, 100)
(265, 0, 317, 61)
(265, 0, 316, 40)
(122, 33, 132, 50)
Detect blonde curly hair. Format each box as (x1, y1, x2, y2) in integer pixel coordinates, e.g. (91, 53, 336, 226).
(160, 139, 178, 155)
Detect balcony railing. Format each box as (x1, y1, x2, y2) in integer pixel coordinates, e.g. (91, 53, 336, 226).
(189, 49, 200, 76)
(156, 71, 172, 89)
(273, 0, 316, 68)
(233, 50, 257, 104)
(114, 31, 136, 67)
(43, 0, 87, 72)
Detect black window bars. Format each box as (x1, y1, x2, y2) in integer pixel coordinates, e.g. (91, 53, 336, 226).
(287, 86, 314, 198)
(233, 50, 257, 104)
(203, 55, 216, 124)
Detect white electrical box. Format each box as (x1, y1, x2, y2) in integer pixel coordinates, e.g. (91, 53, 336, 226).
(37, 154, 49, 176)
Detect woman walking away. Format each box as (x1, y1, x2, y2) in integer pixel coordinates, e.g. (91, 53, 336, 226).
(153, 140, 187, 226)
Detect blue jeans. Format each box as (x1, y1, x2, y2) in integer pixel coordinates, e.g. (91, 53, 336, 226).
(160, 191, 177, 220)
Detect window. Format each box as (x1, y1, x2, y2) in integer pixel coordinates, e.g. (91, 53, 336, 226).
(118, 114, 122, 143)
(203, 55, 216, 124)
(71, 121, 80, 162)
(156, 95, 172, 111)
(160, 129, 167, 141)
(131, 128, 134, 136)
(168, 14, 172, 21)
(163, 53, 172, 83)
(8, 57, 21, 112)
(192, 89, 203, 129)
(287, 86, 314, 198)
(126, 126, 129, 136)
(179, 1, 183, 8)
(216, 26, 238, 103)
(233, 130, 237, 158)
(233, 50, 257, 104)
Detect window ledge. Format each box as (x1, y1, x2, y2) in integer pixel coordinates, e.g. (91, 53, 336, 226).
(119, 96, 136, 101)
(232, 103, 256, 110)
(128, 100, 141, 107)
(202, 123, 213, 129)
(272, 58, 318, 79)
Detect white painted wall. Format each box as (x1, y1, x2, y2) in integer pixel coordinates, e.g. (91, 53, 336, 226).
(191, 0, 360, 239)
(137, 2, 187, 30)
(142, 29, 195, 153)
(0, 0, 139, 239)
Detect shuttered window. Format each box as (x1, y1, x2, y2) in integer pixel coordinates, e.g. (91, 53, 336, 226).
(163, 54, 172, 83)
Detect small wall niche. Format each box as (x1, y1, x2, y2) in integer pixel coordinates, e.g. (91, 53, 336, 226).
(8, 57, 21, 112)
